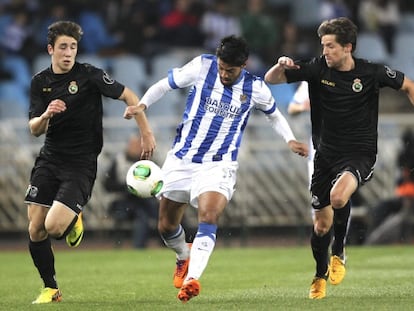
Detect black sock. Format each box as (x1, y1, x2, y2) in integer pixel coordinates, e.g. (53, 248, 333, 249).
(311, 227, 333, 278)
(29, 238, 58, 289)
(332, 200, 351, 256)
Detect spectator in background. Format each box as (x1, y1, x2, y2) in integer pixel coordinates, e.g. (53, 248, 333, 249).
(77, 0, 122, 55)
(0, 3, 33, 113)
(33, 1, 70, 54)
(277, 21, 314, 60)
(200, 0, 241, 53)
(109, 0, 163, 59)
(358, 0, 400, 53)
(365, 128, 414, 244)
(104, 133, 159, 249)
(159, 0, 204, 48)
(240, 0, 280, 76)
(320, 0, 351, 21)
(0, 50, 30, 116)
(0, 4, 33, 59)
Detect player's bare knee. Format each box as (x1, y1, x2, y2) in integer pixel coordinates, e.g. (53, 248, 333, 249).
(330, 194, 347, 209)
(28, 221, 47, 241)
(44, 218, 65, 238)
(314, 223, 331, 236)
(158, 221, 176, 235)
(314, 227, 330, 237)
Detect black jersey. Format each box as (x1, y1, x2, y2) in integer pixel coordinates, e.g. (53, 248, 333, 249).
(30, 62, 124, 163)
(285, 56, 404, 156)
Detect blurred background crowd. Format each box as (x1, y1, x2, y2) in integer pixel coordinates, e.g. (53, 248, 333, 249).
(1, 0, 414, 247)
(1, 0, 414, 116)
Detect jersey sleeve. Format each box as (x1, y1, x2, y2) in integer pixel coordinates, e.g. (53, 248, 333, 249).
(285, 57, 321, 84)
(29, 74, 47, 119)
(86, 64, 125, 99)
(167, 55, 203, 89)
(377, 64, 404, 90)
(252, 79, 276, 113)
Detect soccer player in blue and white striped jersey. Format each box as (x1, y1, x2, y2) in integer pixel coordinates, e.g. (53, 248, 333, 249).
(124, 35, 308, 303)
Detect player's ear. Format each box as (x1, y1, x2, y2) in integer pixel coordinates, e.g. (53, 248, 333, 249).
(47, 44, 53, 55)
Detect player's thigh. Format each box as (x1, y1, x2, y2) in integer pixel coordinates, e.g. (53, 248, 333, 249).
(330, 171, 358, 208)
(25, 159, 60, 207)
(160, 151, 192, 203)
(190, 161, 238, 208)
(45, 201, 77, 236)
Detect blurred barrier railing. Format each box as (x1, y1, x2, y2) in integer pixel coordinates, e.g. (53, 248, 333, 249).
(0, 113, 411, 233)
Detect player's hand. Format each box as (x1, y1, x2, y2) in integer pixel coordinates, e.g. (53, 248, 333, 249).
(43, 99, 66, 119)
(288, 140, 309, 157)
(278, 56, 300, 70)
(124, 104, 145, 120)
(140, 132, 156, 160)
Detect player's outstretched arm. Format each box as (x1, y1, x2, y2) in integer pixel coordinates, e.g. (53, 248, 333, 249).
(120, 87, 156, 159)
(266, 107, 308, 158)
(264, 56, 300, 84)
(287, 140, 309, 157)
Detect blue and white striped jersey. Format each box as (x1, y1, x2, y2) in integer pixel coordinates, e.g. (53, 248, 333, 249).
(166, 54, 277, 163)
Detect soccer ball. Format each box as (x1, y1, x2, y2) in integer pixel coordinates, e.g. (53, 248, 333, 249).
(126, 160, 164, 198)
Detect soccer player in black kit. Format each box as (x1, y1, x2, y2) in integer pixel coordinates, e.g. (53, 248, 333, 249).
(24, 21, 155, 304)
(265, 17, 414, 299)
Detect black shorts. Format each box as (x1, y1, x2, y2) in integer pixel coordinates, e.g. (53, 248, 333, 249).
(24, 156, 97, 214)
(310, 152, 376, 209)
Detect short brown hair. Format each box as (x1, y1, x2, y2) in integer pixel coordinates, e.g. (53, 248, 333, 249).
(317, 17, 358, 52)
(47, 21, 83, 47)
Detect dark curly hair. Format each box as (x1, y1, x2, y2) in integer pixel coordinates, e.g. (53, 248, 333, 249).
(216, 35, 249, 66)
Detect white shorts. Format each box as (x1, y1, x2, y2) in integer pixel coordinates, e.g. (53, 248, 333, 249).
(159, 151, 238, 208)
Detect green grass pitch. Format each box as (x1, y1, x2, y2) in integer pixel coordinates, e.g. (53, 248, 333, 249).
(0, 245, 413, 310)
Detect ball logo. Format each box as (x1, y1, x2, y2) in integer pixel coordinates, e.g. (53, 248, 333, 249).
(133, 165, 151, 180)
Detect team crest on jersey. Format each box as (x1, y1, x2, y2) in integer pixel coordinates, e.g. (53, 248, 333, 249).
(240, 94, 247, 103)
(68, 81, 78, 94)
(385, 66, 397, 79)
(103, 71, 115, 84)
(352, 78, 363, 93)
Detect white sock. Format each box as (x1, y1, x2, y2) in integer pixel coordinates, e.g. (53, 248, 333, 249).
(186, 223, 217, 280)
(161, 225, 189, 260)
